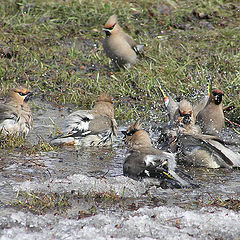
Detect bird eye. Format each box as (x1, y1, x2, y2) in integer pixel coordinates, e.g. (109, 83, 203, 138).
(179, 110, 191, 118)
(18, 92, 27, 96)
(105, 23, 116, 31)
(126, 129, 137, 136)
(179, 110, 185, 117)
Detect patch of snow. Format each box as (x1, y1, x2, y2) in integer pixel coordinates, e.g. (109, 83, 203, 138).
(16, 174, 148, 198)
(1, 205, 240, 240)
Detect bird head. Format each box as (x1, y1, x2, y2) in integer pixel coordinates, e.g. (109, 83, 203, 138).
(122, 119, 152, 149)
(211, 89, 224, 105)
(177, 100, 194, 127)
(7, 86, 33, 104)
(103, 15, 119, 36)
(95, 93, 113, 104)
(92, 93, 114, 118)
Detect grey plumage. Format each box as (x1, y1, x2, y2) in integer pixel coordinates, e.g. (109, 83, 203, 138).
(177, 133, 240, 168)
(123, 119, 198, 188)
(196, 89, 225, 136)
(51, 94, 117, 147)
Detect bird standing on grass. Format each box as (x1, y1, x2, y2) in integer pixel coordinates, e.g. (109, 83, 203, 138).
(51, 94, 117, 147)
(122, 119, 197, 189)
(103, 15, 145, 68)
(0, 86, 33, 137)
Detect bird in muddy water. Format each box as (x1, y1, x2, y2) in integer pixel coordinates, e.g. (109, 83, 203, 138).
(122, 119, 198, 189)
(160, 96, 240, 169)
(102, 15, 146, 68)
(172, 99, 201, 135)
(195, 89, 225, 137)
(157, 83, 201, 151)
(51, 93, 117, 147)
(157, 81, 240, 169)
(176, 132, 240, 169)
(0, 86, 33, 137)
(157, 81, 200, 134)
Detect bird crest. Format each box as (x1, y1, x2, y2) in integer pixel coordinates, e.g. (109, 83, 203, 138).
(179, 100, 193, 115)
(96, 93, 113, 104)
(130, 119, 142, 132)
(104, 15, 117, 29)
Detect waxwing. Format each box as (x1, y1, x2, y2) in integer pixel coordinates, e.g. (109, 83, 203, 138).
(0, 86, 33, 137)
(122, 119, 198, 188)
(51, 93, 117, 147)
(193, 77, 213, 118)
(196, 89, 225, 136)
(157, 84, 201, 151)
(176, 133, 240, 168)
(103, 15, 145, 68)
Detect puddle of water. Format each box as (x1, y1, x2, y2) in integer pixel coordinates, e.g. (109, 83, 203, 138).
(0, 99, 240, 239)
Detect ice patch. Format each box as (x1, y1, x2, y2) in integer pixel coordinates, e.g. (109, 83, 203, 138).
(1, 205, 240, 240)
(16, 174, 147, 198)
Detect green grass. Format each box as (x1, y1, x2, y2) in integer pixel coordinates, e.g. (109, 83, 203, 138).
(0, 0, 239, 123)
(13, 191, 71, 215)
(0, 132, 57, 152)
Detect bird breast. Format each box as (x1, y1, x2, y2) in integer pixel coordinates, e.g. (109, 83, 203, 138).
(103, 34, 137, 65)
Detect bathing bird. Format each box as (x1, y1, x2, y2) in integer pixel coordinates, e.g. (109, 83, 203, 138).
(176, 132, 240, 168)
(122, 119, 197, 188)
(51, 94, 117, 147)
(196, 89, 225, 136)
(157, 83, 201, 151)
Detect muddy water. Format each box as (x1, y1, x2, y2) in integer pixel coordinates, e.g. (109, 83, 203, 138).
(0, 99, 240, 239)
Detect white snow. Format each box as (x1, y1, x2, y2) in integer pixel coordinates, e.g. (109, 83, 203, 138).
(1, 205, 240, 240)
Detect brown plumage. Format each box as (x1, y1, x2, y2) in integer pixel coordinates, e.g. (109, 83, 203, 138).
(123, 119, 196, 188)
(51, 93, 117, 147)
(173, 100, 201, 135)
(158, 99, 201, 152)
(196, 89, 224, 136)
(176, 133, 240, 168)
(103, 15, 145, 68)
(0, 86, 33, 137)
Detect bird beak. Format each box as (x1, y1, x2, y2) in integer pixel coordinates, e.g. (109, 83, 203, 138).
(24, 92, 33, 102)
(121, 130, 127, 136)
(182, 116, 191, 125)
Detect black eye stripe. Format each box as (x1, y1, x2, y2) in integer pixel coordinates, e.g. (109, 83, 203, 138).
(126, 129, 138, 136)
(104, 23, 116, 31)
(212, 91, 224, 96)
(18, 92, 28, 96)
(179, 110, 191, 117)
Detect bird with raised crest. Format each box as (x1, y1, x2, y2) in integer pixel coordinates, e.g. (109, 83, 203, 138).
(0, 86, 33, 137)
(103, 15, 145, 68)
(51, 93, 117, 147)
(122, 119, 198, 189)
